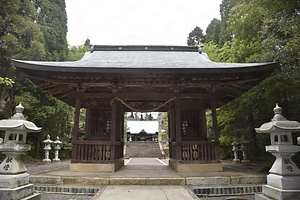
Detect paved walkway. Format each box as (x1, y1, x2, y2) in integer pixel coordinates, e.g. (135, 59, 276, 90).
(92, 158, 197, 200)
(25, 158, 265, 200)
(93, 185, 198, 200)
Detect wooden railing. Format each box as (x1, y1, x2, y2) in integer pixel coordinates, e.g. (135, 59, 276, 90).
(72, 141, 123, 163)
(170, 141, 219, 163)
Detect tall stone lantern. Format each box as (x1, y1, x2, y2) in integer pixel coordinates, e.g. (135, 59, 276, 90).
(0, 103, 41, 200)
(255, 104, 300, 200)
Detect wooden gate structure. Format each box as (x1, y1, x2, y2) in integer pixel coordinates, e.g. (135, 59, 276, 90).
(13, 45, 278, 172)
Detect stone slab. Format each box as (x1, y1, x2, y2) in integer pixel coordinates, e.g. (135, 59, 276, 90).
(255, 193, 273, 200)
(230, 175, 267, 185)
(0, 183, 35, 200)
(0, 173, 29, 188)
(262, 185, 300, 200)
(30, 175, 63, 185)
(110, 177, 185, 185)
(63, 177, 110, 185)
(94, 185, 197, 200)
(186, 177, 230, 186)
(267, 173, 300, 190)
(21, 193, 41, 200)
(69, 160, 124, 173)
(169, 159, 223, 172)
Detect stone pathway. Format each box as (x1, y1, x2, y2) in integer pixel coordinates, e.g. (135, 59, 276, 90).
(93, 185, 198, 200)
(24, 158, 266, 200)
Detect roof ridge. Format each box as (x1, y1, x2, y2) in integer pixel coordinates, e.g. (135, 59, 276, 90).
(91, 45, 199, 52)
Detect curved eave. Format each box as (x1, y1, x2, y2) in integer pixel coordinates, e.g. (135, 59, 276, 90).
(12, 58, 279, 74)
(0, 120, 42, 132)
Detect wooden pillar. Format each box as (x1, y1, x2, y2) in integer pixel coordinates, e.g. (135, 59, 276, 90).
(199, 107, 208, 140)
(111, 99, 123, 160)
(71, 93, 81, 160)
(175, 96, 181, 160)
(211, 93, 220, 142)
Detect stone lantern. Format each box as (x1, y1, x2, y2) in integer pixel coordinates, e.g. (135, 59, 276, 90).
(0, 103, 41, 200)
(255, 104, 300, 200)
(42, 134, 53, 164)
(52, 136, 62, 162)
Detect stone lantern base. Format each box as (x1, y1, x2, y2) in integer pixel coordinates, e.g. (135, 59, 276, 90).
(0, 150, 41, 200)
(0, 173, 41, 200)
(256, 185, 300, 200)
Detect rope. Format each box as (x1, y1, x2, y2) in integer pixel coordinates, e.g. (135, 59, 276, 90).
(110, 96, 176, 112)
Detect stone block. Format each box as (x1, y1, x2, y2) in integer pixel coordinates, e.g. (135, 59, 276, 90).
(0, 183, 37, 200)
(230, 175, 266, 185)
(262, 185, 300, 200)
(169, 159, 223, 172)
(69, 160, 124, 173)
(110, 177, 146, 185)
(63, 177, 110, 185)
(29, 175, 63, 185)
(267, 174, 300, 190)
(186, 177, 230, 186)
(0, 173, 29, 188)
(145, 178, 185, 185)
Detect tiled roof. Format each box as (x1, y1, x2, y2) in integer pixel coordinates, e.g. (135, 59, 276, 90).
(12, 45, 277, 73)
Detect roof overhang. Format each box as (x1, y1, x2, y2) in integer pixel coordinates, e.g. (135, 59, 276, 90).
(12, 45, 280, 109)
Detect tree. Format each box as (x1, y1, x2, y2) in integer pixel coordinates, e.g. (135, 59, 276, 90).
(0, 0, 46, 115)
(0, 77, 14, 114)
(205, 18, 221, 45)
(33, 0, 68, 61)
(201, 0, 300, 164)
(84, 38, 91, 47)
(187, 26, 205, 46)
(0, 0, 73, 159)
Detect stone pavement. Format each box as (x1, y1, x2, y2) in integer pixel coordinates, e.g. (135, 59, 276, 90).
(24, 158, 266, 199)
(93, 185, 198, 200)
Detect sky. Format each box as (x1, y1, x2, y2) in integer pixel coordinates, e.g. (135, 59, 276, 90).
(65, 0, 222, 46)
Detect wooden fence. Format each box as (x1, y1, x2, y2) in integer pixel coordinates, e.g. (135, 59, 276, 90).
(72, 141, 123, 163)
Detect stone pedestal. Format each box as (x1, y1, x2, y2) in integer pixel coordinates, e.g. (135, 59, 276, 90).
(169, 159, 223, 172)
(0, 173, 40, 200)
(69, 159, 124, 172)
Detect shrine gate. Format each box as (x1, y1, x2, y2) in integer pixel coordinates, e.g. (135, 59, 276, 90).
(13, 45, 278, 172)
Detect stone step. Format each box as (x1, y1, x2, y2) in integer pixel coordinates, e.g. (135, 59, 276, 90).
(30, 175, 266, 186)
(0, 184, 36, 200)
(125, 141, 163, 158)
(33, 184, 264, 198)
(21, 193, 41, 200)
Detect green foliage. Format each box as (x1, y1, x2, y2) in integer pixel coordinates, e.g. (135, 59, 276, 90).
(0, 77, 14, 88)
(67, 45, 90, 61)
(202, 42, 222, 62)
(14, 79, 73, 158)
(205, 18, 221, 45)
(0, 0, 72, 159)
(187, 26, 205, 46)
(33, 0, 68, 61)
(202, 0, 300, 164)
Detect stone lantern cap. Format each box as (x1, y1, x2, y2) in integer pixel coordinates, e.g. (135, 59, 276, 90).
(255, 103, 300, 133)
(0, 103, 41, 132)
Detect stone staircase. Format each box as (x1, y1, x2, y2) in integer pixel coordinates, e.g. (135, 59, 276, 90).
(125, 141, 163, 158)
